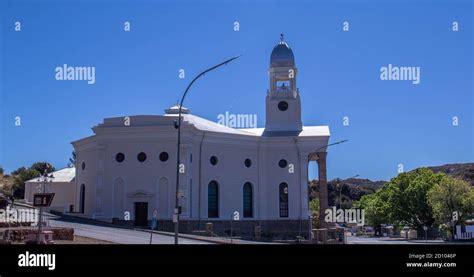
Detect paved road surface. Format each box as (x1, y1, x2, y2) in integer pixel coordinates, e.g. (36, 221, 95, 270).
(50, 220, 213, 244)
(347, 235, 444, 244)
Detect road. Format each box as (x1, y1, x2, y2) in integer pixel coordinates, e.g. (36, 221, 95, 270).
(49, 220, 213, 244)
(346, 235, 445, 245)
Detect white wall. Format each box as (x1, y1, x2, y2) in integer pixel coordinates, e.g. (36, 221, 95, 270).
(73, 116, 326, 223)
(25, 181, 75, 213)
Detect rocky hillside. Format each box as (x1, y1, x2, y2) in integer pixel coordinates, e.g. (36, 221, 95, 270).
(309, 178, 386, 209)
(427, 163, 474, 186)
(0, 174, 13, 197)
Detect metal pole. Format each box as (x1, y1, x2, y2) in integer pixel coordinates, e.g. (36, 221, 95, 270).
(174, 55, 241, 245)
(37, 175, 45, 244)
(37, 207, 43, 243)
(36, 170, 54, 244)
(37, 172, 48, 244)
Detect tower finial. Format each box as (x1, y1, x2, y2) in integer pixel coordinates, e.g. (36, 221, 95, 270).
(280, 33, 284, 43)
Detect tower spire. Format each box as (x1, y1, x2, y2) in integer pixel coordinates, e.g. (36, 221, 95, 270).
(280, 33, 284, 44)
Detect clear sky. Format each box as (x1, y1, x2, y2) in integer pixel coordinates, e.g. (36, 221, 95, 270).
(0, 0, 472, 181)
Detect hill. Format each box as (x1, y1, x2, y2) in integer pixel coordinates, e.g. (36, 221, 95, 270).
(426, 163, 474, 186)
(309, 178, 386, 209)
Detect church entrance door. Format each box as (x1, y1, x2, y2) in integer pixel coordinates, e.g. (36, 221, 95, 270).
(134, 202, 148, 226)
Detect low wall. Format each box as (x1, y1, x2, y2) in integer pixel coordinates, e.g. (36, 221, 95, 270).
(2, 227, 74, 242)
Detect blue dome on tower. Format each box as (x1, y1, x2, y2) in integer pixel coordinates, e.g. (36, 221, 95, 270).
(270, 34, 295, 67)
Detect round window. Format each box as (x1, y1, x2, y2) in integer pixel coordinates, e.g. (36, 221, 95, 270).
(244, 158, 252, 168)
(137, 152, 147, 162)
(81, 162, 86, 170)
(278, 101, 288, 111)
(159, 152, 169, 162)
(210, 156, 218, 166)
(278, 159, 288, 168)
(115, 153, 125, 163)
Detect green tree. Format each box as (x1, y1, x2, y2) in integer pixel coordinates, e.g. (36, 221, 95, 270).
(0, 166, 4, 176)
(309, 198, 320, 229)
(428, 177, 474, 239)
(30, 162, 55, 174)
(354, 168, 445, 230)
(10, 162, 54, 199)
(385, 168, 445, 228)
(11, 166, 27, 176)
(12, 167, 40, 199)
(353, 188, 390, 229)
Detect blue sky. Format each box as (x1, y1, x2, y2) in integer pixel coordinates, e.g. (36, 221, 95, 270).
(0, 0, 472, 181)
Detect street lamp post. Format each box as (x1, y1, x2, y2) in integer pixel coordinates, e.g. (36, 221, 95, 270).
(315, 139, 348, 154)
(173, 55, 241, 245)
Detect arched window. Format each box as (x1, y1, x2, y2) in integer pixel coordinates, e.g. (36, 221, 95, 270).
(79, 184, 86, 213)
(279, 182, 288, 218)
(243, 182, 253, 218)
(208, 181, 219, 218)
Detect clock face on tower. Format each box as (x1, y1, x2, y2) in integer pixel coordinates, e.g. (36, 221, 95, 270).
(278, 101, 289, 111)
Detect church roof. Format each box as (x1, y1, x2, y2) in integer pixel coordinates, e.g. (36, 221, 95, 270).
(89, 110, 329, 138)
(270, 35, 295, 67)
(25, 167, 76, 183)
(162, 105, 328, 137)
(164, 113, 259, 136)
(240, 126, 330, 137)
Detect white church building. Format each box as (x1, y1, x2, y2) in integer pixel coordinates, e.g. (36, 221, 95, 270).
(71, 37, 331, 238)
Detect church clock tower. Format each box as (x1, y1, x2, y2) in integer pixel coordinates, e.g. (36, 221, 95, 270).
(264, 34, 303, 134)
